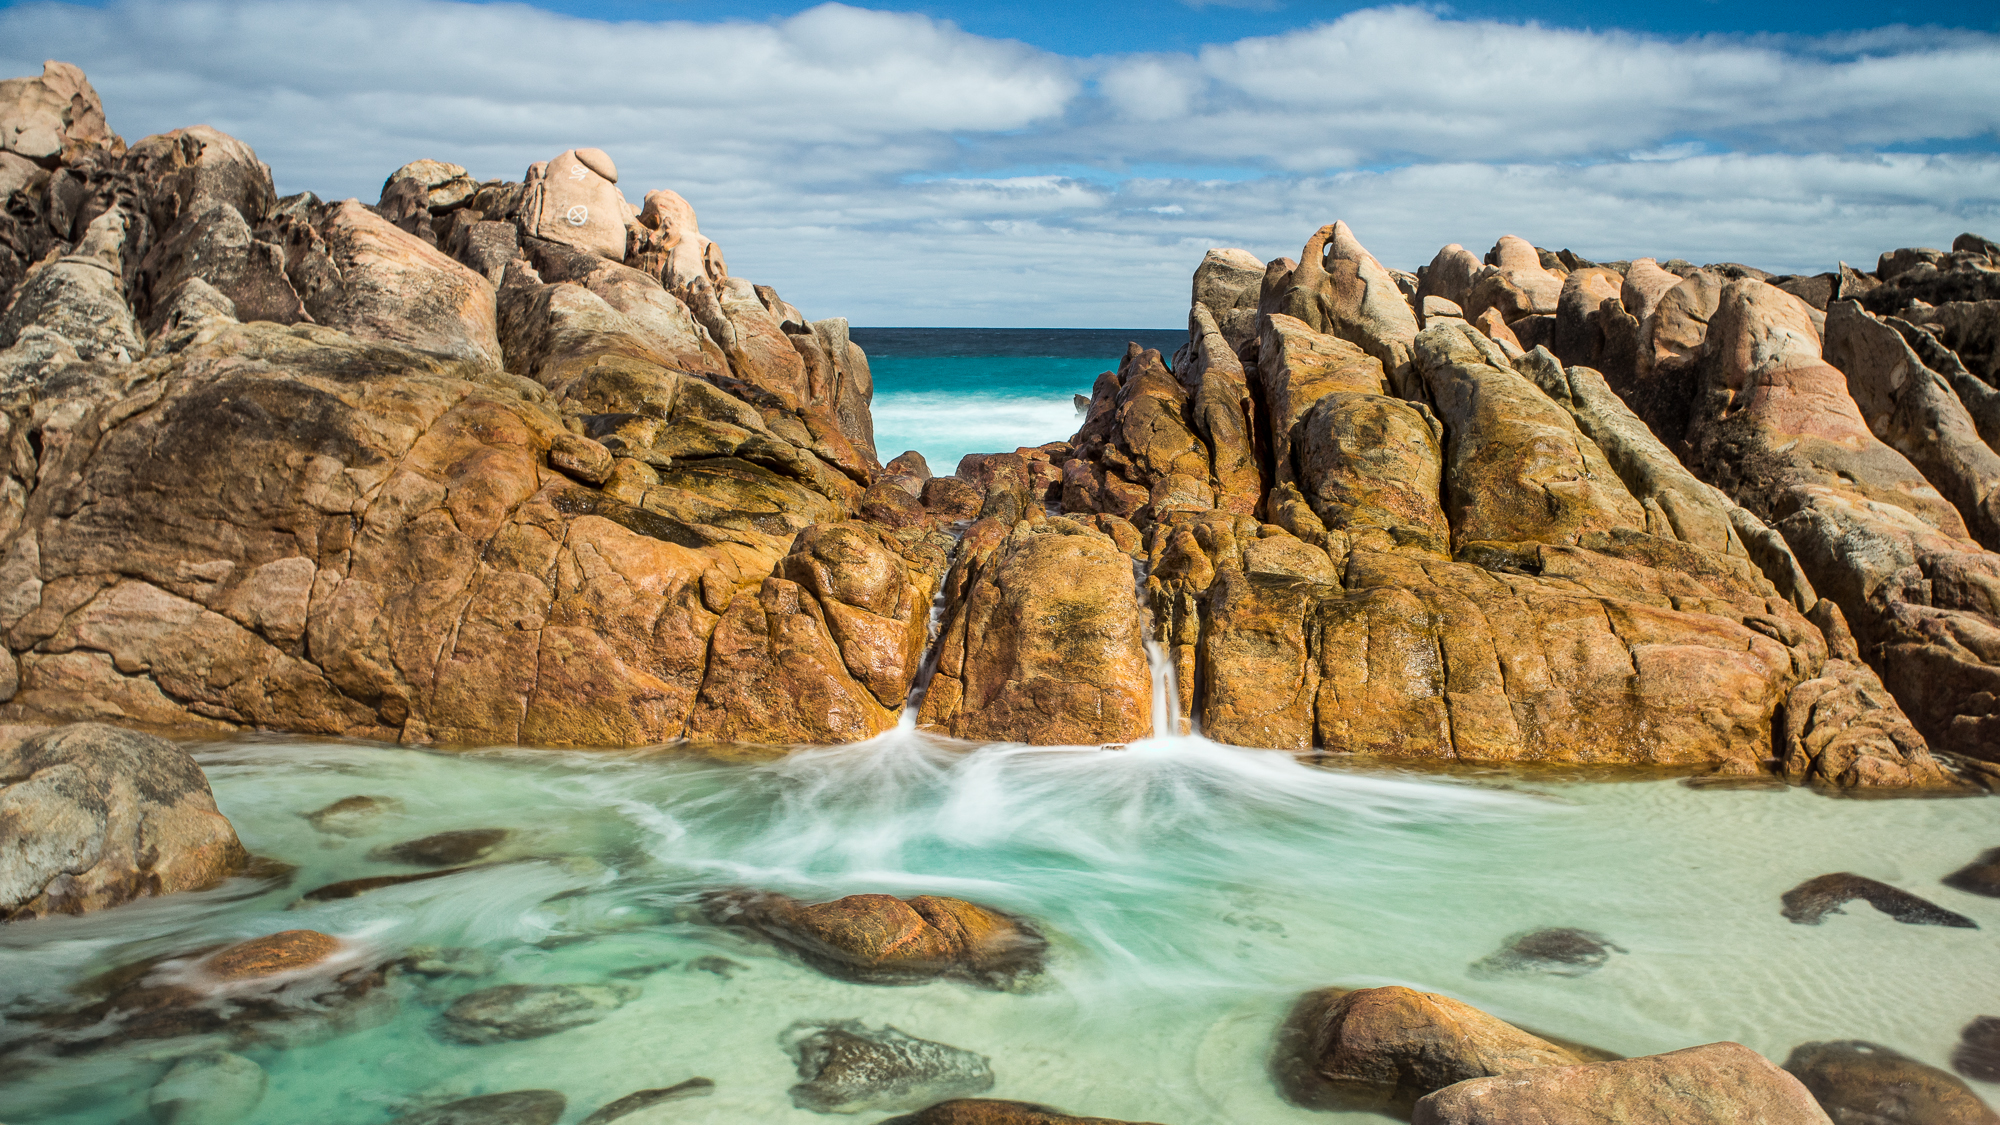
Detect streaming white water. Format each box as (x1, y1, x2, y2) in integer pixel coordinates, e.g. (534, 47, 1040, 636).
(1145, 640, 1181, 743)
(1, 733, 1995, 1125)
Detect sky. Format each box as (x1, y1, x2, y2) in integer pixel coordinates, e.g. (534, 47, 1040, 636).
(2, 0, 1997, 326)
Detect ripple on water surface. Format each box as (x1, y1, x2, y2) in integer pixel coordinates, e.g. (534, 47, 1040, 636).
(2, 727, 1994, 1124)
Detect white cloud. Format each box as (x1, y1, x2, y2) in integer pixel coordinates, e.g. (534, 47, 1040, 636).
(0, 0, 1994, 326)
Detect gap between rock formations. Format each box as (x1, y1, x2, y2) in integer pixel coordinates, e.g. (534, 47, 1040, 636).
(2, 62, 1999, 792)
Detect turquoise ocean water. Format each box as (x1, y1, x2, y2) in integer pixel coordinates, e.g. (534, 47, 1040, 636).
(856, 328, 1185, 472)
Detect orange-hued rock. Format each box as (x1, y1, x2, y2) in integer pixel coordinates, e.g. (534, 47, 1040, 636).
(1256, 313, 1388, 485)
(701, 890, 1046, 989)
(1413, 1043, 1832, 1125)
(521, 148, 632, 261)
(919, 520, 1151, 745)
(1274, 986, 1593, 1115)
(202, 930, 343, 980)
(1688, 279, 2000, 763)
(1, 723, 247, 920)
(1464, 235, 1565, 326)
(0, 60, 121, 166)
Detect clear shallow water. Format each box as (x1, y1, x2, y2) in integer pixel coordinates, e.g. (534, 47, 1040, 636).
(855, 328, 1184, 473)
(3, 726, 1995, 1125)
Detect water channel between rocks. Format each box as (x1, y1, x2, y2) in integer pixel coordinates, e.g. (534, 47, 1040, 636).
(3, 722, 1994, 1125)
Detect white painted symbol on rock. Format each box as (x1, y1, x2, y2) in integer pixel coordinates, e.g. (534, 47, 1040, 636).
(570, 163, 587, 181)
(566, 204, 589, 227)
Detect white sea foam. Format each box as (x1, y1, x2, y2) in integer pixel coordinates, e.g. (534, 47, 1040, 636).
(871, 390, 1082, 469)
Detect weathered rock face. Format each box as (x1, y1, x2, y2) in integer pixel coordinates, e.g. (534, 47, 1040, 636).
(1, 722, 246, 920)
(0, 61, 121, 167)
(1779, 873, 1976, 927)
(1274, 985, 1593, 1115)
(1412, 1042, 1833, 1125)
(701, 889, 1047, 988)
(918, 518, 1152, 745)
(0, 70, 934, 749)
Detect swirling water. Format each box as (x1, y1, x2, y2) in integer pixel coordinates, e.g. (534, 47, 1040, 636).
(3, 725, 1996, 1124)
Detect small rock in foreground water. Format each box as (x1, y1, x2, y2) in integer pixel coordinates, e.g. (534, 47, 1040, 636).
(578, 1079, 714, 1125)
(1956, 1017, 2000, 1084)
(785, 1020, 994, 1114)
(877, 1101, 1170, 1125)
(303, 795, 402, 836)
(370, 828, 512, 867)
(433, 983, 638, 1044)
(391, 1091, 566, 1125)
(1780, 873, 1977, 927)
(1784, 1039, 2000, 1124)
(1944, 848, 2000, 898)
(148, 1051, 266, 1125)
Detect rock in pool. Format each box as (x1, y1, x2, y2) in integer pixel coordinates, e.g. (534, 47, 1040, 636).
(578, 1079, 714, 1125)
(1, 722, 249, 921)
(37, 928, 388, 1052)
(370, 828, 512, 866)
(1944, 848, 2000, 898)
(148, 1051, 267, 1125)
(1413, 1042, 1831, 1124)
(1272, 985, 1600, 1114)
(296, 865, 480, 904)
(433, 982, 639, 1044)
(700, 889, 1046, 989)
(392, 1091, 566, 1125)
(302, 794, 402, 836)
(1958, 1017, 2000, 1083)
(784, 1020, 994, 1114)
(1781, 874, 1977, 927)
(1469, 927, 1625, 978)
(1784, 1040, 1999, 1124)
(878, 1101, 1171, 1125)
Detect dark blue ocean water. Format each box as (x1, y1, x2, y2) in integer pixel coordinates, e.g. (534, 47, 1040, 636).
(852, 327, 1185, 475)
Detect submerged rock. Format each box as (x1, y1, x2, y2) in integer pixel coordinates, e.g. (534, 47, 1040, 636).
(1, 723, 248, 921)
(1783, 1040, 1999, 1125)
(1272, 985, 1595, 1115)
(1944, 848, 2000, 898)
(369, 828, 511, 866)
(1468, 928, 1625, 978)
(577, 1079, 714, 1125)
(878, 1102, 1169, 1125)
(433, 982, 638, 1044)
(302, 795, 402, 836)
(392, 1091, 566, 1125)
(1780, 874, 1977, 927)
(701, 889, 1046, 989)
(148, 1051, 267, 1125)
(296, 865, 478, 904)
(784, 1020, 994, 1114)
(1413, 1042, 1831, 1125)
(1958, 1017, 2000, 1083)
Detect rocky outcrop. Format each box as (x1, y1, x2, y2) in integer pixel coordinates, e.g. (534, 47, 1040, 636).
(1, 722, 246, 920)
(0, 67, 937, 748)
(699, 889, 1046, 988)
(1412, 1042, 1832, 1125)
(1273, 985, 1595, 1115)
(785, 1021, 995, 1114)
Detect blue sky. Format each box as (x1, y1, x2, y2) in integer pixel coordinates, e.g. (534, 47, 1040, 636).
(3, 0, 1997, 325)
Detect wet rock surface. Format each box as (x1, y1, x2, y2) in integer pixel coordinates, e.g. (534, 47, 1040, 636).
(1780, 873, 1977, 927)
(700, 889, 1046, 988)
(369, 827, 511, 866)
(577, 1079, 715, 1125)
(432, 982, 639, 1044)
(784, 1020, 995, 1114)
(392, 1091, 567, 1125)
(1414, 1042, 1833, 1125)
(148, 1051, 266, 1125)
(1783, 1040, 2000, 1125)
(1273, 985, 1594, 1114)
(1957, 1017, 2000, 1084)
(877, 1102, 1170, 1125)
(1, 722, 247, 920)
(1945, 848, 2000, 898)
(1468, 927, 1625, 978)
(296, 864, 479, 904)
